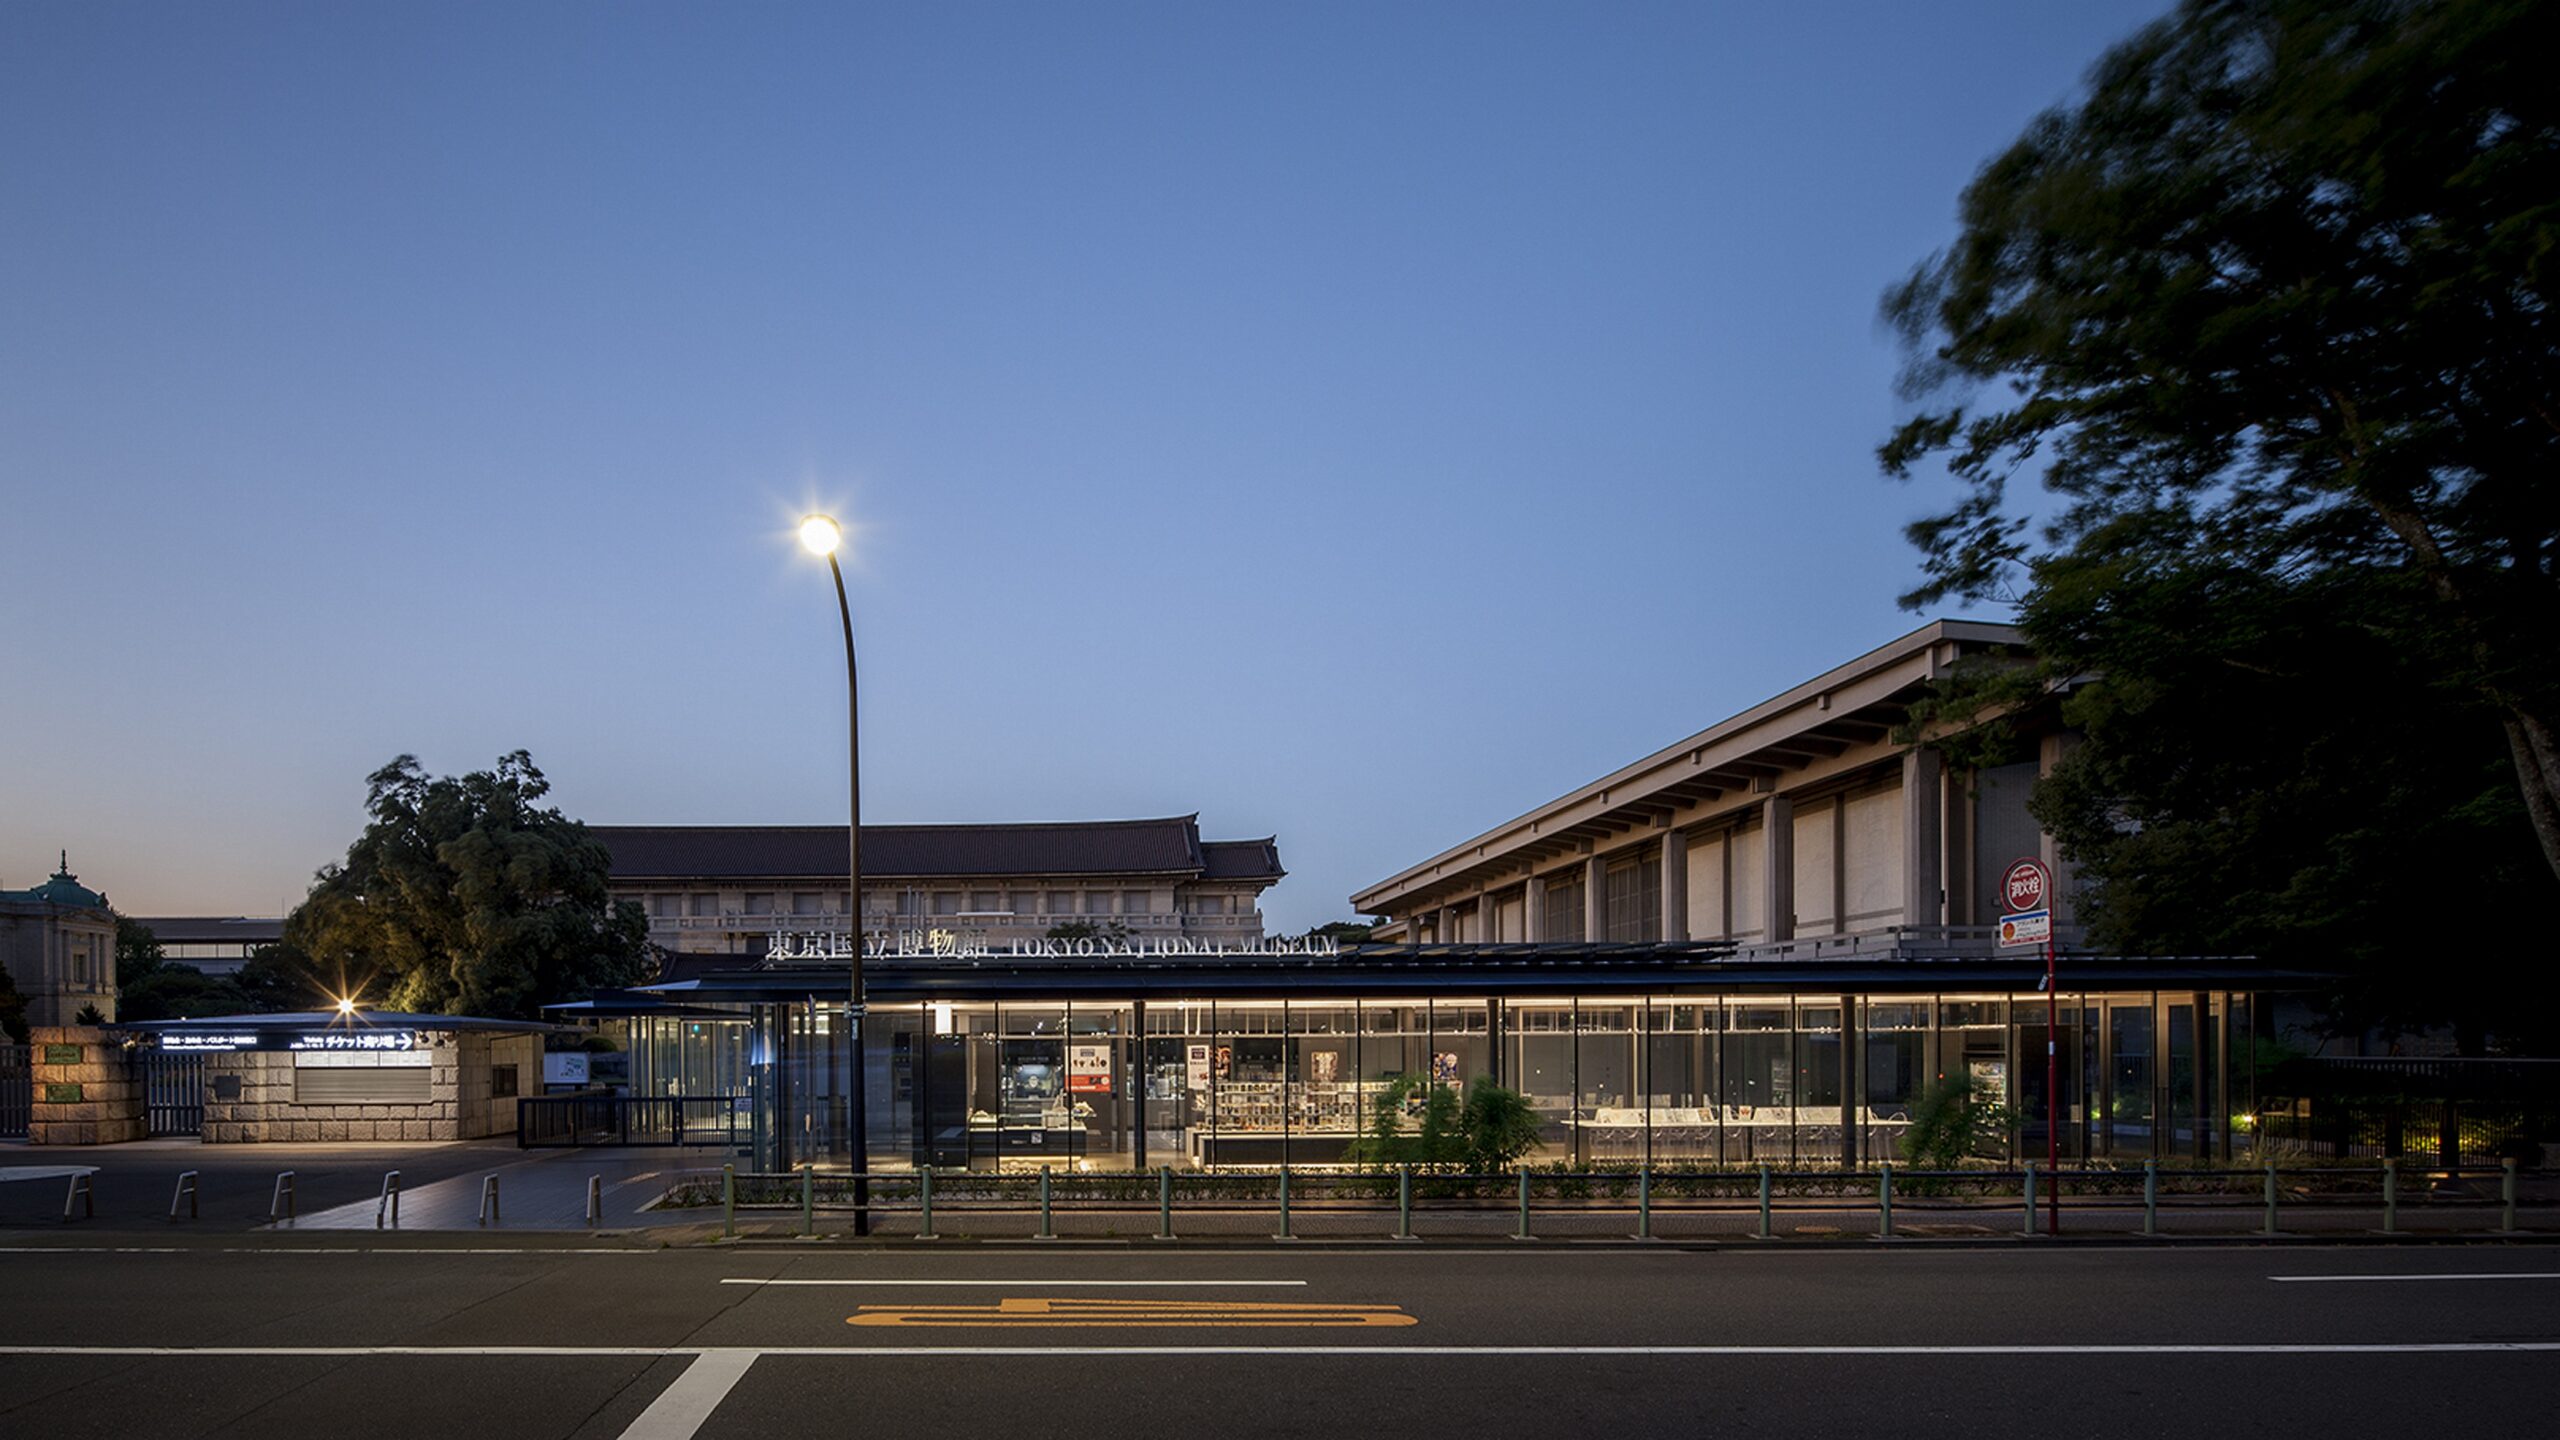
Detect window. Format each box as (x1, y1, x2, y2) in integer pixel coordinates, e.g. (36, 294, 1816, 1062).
(931, 893, 961, 916)
(1007, 891, 1034, 915)
(898, 892, 921, 916)
(1047, 891, 1074, 914)
(1544, 873, 1586, 942)
(1187, 893, 1228, 916)
(792, 892, 822, 915)
(294, 1053, 431, 1104)
(649, 894, 676, 918)
(1086, 893, 1115, 915)
(1122, 890, 1151, 915)
(491, 1064, 519, 1100)
(745, 893, 775, 916)
(969, 890, 1000, 912)
(1604, 851, 1661, 942)
(690, 893, 718, 917)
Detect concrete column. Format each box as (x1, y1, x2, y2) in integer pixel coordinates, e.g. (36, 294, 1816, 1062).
(1902, 747, 1943, 931)
(1477, 893, 1497, 945)
(1761, 794, 1795, 943)
(1658, 829, 1689, 942)
(1583, 854, 1606, 942)
(1523, 875, 1546, 942)
(2038, 731, 2082, 928)
(1941, 767, 1973, 927)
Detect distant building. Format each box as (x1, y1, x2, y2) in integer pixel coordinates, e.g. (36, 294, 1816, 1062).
(125, 916, 285, 977)
(0, 854, 119, 1025)
(593, 815, 1286, 957)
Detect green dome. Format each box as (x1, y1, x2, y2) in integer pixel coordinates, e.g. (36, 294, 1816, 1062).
(10, 852, 108, 910)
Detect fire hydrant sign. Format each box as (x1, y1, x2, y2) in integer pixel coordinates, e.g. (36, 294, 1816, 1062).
(1999, 858, 2052, 948)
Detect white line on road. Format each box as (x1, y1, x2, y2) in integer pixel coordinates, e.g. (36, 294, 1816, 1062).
(2270, 1273, 2560, 1283)
(618, 1348, 758, 1440)
(721, 1278, 1309, 1288)
(2, 1342, 2552, 1358)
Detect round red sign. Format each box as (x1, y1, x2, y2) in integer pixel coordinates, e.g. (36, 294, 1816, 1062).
(2001, 858, 2050, 915)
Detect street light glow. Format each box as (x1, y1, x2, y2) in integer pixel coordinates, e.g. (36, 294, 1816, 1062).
(798, 514, 843, 556)
(334, 996, 357, 1017)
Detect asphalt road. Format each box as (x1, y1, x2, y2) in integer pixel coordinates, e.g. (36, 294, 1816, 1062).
(0, 1238, 2550, 1439)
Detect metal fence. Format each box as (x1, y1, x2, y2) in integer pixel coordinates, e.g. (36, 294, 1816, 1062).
(517, 1094, 746, 1148)
(140, 1050, 203, 1137)
(2258, 1056, 2559, 1166)
(0, 1044, 28, 1140)
(655, 1159, 2547, 1242)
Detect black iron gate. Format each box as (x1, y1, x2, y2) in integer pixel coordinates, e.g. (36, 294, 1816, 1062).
(0, 1043, 28, 1140)
(142, 1050, 204, 1137)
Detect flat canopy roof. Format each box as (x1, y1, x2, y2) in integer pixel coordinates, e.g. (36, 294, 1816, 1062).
(626, 942, 2313, 1006)
(115, 1010, 564, 1035)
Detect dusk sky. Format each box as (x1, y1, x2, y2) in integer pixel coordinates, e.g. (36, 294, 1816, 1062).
(2, 1, 2170, 933)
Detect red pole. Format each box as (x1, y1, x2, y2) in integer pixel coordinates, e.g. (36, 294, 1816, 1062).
(2045, 935, 2059, 1237)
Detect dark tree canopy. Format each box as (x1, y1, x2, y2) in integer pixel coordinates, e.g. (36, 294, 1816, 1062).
(1882, 0, 2560, 885)
(285, 751, 653, 1020)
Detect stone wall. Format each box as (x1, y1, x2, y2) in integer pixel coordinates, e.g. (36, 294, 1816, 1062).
(456, 1032, 541, 1138)
(27, 1026, 145, 1145)
(202, 1038, 460, 1143)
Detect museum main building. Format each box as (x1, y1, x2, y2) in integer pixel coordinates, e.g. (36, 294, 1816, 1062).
(589, 621, 2300, 1176)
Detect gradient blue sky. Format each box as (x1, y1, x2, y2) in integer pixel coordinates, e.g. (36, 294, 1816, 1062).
(1, 1, 2169, 932)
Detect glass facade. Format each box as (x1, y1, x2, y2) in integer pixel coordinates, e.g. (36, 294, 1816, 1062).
(626, 985, 2268, 1173)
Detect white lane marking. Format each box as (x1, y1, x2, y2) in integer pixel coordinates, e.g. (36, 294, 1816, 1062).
(617, 1348, 758, 1440)
(0, 1343, 2552, 1358)
(722, 1278, 1309, 1288)
(2271, 1273, 2560, 1284)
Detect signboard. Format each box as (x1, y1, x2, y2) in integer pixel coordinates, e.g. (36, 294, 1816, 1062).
(2000, 858, 2051, 916)
(1068, 1043, 1114, 1094)
(41, 1043, 82, 1065)
(543, 1052, 592, 1087)
(44, 1082, 83, 1103)
(1185, 1043, 1212, 1092)
(1998, 909, 2052, 948)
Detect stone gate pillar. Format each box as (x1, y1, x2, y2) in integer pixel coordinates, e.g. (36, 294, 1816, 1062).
(28, 1026, 145, 1145)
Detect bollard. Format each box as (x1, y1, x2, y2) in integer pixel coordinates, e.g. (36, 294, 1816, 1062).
(2142, 1161, 2158, 1237)
(801, 1167, 816, 1237)
(2023, 1161, 2037, 1237)
(2503, 1158, 2518, 1235)
(2381, 1159, 2398, 1234)
(1158, 1165, 1174, 1241)
(1637, 1168, 1653, 1241)
(2263, 1163, 2279, 1236)
(1517, 1170, 1531, 1241)
(1276, 1166, 1292, 1241)
(1757, 1164, 1772, 1240)
(170, 1170, 199, 1223)
(62, 1171, 93, 1223)
(1878, 1164, 1893, 1240)
(376, 1171, 401, 1230)
(478, 1174, 501, 1228)
(1396, 1165, 1413, 1241)
(586, 1174, 603, 1229)
(721, 1164, 735, 1240)
(270, 1171, 297, 1224)
(1038, 1166, 1054, 1240)
(916, 1168, 936, 1240)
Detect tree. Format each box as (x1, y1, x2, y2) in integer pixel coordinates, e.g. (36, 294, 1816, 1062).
(1881, 0, 2560, 887)
(286, 752, 653, 1019)
(0, 963, 26, 1043)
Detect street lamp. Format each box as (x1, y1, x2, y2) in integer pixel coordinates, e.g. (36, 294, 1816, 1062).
(799, 512, 870, 1234)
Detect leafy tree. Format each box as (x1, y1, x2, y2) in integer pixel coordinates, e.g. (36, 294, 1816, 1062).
(286, 752, 652, 1019)
(0, 964, 27, 1043)
(1898, 1073, 2017, 1168)
(109, 915, 267, 1022)
(1881, 0, 2560, 890)
(1350, 1076, 1546, 1173)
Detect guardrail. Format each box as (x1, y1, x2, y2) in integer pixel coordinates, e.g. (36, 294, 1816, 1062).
(652, 1158, 2547, 1241)
(517, 1094, 745, 1149)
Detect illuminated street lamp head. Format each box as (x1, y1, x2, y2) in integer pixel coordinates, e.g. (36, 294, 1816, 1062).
(798, 514, 843, 557)
(334, 996, 358, 1018)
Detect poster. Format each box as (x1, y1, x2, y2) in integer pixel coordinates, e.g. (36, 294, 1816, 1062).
(1186, 1043, 1212, 1091)
(1429, 1051, 1459, 1087)
(1068, 1042, 1113, 1094)
(1308, 1050, 1341, 1083)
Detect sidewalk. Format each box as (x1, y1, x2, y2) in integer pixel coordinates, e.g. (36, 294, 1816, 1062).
(282, 1145, 732, 1231)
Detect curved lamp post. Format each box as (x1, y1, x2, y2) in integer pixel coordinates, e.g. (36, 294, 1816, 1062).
(799, 513, 870, 1234)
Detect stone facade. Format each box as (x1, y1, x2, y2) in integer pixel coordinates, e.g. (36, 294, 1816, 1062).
(0, 856, 120, 1026)
(198, 1030, 543, 1143)
(27, 1026, 146, 1145)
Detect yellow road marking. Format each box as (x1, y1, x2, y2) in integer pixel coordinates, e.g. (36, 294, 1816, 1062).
(848, 1297, 1416, 1328)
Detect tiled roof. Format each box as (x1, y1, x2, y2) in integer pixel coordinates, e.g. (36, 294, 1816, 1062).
(127, 916, 286, 945)
(594, 816, 1281, 883)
